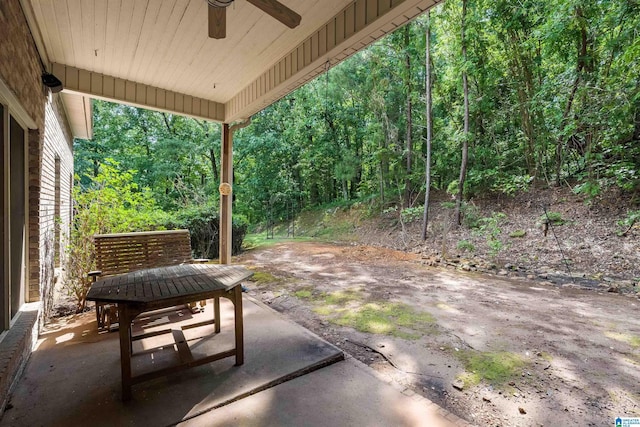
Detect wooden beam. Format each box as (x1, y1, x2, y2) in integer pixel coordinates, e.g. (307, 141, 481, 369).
(219, 123, 232, 264)
(52, 63, 225, 122)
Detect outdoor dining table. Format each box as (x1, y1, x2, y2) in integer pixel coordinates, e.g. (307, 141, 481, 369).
(86, 263, 253, 401)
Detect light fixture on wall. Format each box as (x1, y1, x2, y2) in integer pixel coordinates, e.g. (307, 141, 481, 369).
(38, 55, 63, 93)
(41, 72, 63, 93)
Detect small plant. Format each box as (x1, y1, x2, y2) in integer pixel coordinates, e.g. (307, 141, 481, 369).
(400, 206, 424, 223)
(538, 211, 566, 226)
(457, 240, 475, 252)
(509, 229, 526, 238)
(616, 210, 639, 236)
(493, 174, 533, 196)
(573, 180, 601, 200)
(440, 200, 481, 229)
(474, 212, 506, 257)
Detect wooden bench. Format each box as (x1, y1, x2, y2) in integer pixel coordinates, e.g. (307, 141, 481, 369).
(89, 229, 208, 330)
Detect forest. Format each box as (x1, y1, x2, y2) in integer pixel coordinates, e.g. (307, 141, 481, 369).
(73, 0, 640, 238)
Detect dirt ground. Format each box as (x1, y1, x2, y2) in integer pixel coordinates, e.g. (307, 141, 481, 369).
(237, 240, 640, 426)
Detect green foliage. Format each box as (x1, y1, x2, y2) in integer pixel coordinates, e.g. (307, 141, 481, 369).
(73, 0, 640, 232)
(442, 201, 482, 229)
(456, 351, 527, 387)
(331, 302, 437, 339)
(509, 230, 527, 238)
(539, 211, 566, 226)
(474, 213, 507, 257)
(167, 204, 248, 259)
(457, 240, 475, 252)
(616, 210, 640, 236)
(400, 206, 424, 223)
(573, 181, 601, 200)
(446, 180, 459, 196)
(63, 161, 169, 312)
(493, 175, 534, 196)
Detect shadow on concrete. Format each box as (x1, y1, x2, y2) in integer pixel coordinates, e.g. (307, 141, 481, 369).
(1, 297, 344, 426)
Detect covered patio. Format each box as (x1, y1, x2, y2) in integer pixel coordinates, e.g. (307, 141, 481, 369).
(1, 294, 464, 426)
(1, 0, 471, 425)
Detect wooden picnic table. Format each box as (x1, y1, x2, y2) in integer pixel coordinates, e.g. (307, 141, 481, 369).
(86, 263, 253, 401)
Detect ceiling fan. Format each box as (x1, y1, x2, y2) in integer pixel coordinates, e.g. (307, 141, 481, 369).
(207, 0, 302, 39)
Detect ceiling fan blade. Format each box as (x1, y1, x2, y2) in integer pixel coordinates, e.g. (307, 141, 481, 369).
(208, 4, 227, 39)
(246, 0, 301, 29)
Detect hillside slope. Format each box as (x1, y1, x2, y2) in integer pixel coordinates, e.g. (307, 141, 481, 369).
(281, 187, 639, 293)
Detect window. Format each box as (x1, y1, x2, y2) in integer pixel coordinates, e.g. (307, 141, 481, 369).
(0, 102, 28, 330)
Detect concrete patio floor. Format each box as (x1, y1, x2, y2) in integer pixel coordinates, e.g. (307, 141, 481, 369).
(0, 296, 467, 427)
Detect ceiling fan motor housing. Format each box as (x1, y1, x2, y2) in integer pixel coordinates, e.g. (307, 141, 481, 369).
(208, 0, 233, 8)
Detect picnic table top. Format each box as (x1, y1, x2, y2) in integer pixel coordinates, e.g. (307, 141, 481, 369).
(86, 263, 253, 305)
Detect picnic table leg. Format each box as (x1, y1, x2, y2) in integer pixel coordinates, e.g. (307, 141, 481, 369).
(118, 306, 133, 401)
(214, 297, 221, 333)
(233, 285, 244, 366)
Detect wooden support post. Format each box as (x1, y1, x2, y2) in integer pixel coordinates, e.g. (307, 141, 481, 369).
(219, 119, 251, 265)
(219, 123, 232, 264)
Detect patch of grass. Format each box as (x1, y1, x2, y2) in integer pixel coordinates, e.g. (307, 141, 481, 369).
(456, 351, 527, 388)
(294, 288, 313, 299)
(313, 306, 333, 316)
(324, 289, 361, 305)
(249, 270, 280, 284)
(509, 229, 527, 238)
(605, 331, 640, 348)
(243, 234, 312, 250)
(333, 302, 437, 339)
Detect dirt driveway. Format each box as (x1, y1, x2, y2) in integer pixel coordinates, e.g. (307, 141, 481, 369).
(237, 241, 640, 427)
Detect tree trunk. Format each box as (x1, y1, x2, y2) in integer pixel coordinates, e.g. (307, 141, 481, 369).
(554, 6, 589, 186)
(404, 25, 413, 208)
(422, 12, 432, 241)
(454, 0, 470, 227)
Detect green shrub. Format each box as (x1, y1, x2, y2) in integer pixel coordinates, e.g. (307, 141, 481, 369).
(167, 204, 248, 259)
(474, 213, 506, 257)
(616, 210, 640, 236)
(509, 229, 526, 238)
(457, 240, 475, 252)
(401, 206, 424, 223)
(440, 201, 481, 229)
(64, 162, 169, 312)
(538, 211, 566, 226)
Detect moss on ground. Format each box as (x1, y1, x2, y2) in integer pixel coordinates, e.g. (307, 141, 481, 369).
(336, 302, 437, 339)
(248, 270, 281, 285)
(294, 288, 314, 299)
(605, 331, 640, 348)
(313, 293, 437, 339)
(456, 351, 527, 388)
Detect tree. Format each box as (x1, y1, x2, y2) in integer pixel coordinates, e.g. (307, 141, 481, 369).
(422, 11, 433, 241)
(454, 0, 470, 226)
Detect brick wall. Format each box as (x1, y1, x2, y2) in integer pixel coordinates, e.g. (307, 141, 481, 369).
(37, 95, 73, 319)
(0, 0, 74, 318)
(0, 0, 74, 408)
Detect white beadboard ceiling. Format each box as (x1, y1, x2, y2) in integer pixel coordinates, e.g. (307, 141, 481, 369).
(25, 0, 437, 129)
